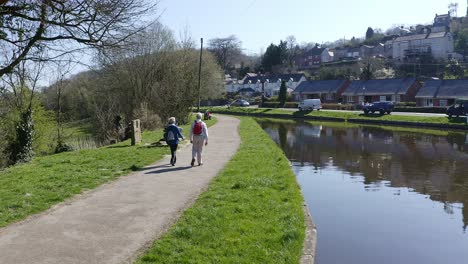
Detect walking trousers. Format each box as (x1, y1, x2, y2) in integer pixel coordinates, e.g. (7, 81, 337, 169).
(192, 135, 205, 164)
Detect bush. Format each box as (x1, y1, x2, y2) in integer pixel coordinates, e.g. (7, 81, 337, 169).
(322, 103, 357, 110)
(261, 102, 280, 108)
(394, 107, 447, 114)
(396, 102, 416, 107)
(259, 102, 298, 108)
(284, 102, 298, 108)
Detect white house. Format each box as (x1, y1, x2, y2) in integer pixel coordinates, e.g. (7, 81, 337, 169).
(391, 31, 455, 61)
(242, 74, 307, 97)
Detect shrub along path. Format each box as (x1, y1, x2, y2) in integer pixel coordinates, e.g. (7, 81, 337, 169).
(0, 115, 240, 264)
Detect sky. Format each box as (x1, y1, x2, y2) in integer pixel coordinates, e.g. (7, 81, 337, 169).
(157, 0, 467, 55)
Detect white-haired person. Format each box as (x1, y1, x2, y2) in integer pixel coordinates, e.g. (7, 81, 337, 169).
(189, 112, 209, 166)
(164, 117, 184, 166)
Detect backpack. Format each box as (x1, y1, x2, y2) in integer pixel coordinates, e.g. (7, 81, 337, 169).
(193, 121, 202, 135)
(164, 127, 175, 142)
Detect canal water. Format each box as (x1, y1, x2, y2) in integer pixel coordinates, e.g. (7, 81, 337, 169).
(258, 119, 468, 264)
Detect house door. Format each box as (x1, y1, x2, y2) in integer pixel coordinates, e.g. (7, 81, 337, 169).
(425, 99, 433, 107)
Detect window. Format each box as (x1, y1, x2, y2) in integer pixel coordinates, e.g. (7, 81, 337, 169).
(380, 96, 386, 102)
(347, 96, 354, 103)
(439, 100, 448, 107)
(425, 99, 433, 107)
(359, 96, 364, 103)
(392, 95, 401, 103)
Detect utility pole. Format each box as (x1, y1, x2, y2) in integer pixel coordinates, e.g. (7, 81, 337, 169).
(197, 38, 203, 112)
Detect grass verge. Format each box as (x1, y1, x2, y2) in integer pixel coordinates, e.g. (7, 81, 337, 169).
(202, 106, 468, 129)
(136, 117, 305, 264)
(0, 117, 216, 228)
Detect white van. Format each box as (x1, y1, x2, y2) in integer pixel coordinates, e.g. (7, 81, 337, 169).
(298, 99, 322, 111)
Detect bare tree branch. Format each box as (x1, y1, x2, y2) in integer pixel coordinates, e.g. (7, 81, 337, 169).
(0, 0, 158, 78)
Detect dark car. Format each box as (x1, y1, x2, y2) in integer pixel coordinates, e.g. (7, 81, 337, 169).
(230, 99, 250, 107)
(447, 101, 468, 118)
(363, 101, 394, 115)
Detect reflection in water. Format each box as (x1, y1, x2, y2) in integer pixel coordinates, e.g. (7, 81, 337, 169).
(259, 120, 468, 264)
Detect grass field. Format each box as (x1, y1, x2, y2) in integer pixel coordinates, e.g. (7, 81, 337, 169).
(0, 117, 216, 228)
(136, 117, 305, 264)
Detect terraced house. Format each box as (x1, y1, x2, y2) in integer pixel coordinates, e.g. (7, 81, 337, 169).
(292, 80, 350, 103)
(416, 79, 468, 107)
(341, 78, 421, 104)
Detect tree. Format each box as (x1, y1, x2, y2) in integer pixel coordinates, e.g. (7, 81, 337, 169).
(1, 57, 45, 165)
(207, 35, 242, 73)
(365, 27, 375, 40)
(261, 41, 287, 73)
(0, 0, 157, 78)
(278, 80, 287, 107)
(285, 35, 300, 68)
(360, 62, 373, 80)
(455, 30, 468, 55)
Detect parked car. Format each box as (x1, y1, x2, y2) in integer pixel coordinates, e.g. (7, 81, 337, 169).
(230, 99, 250, 107)
(363, 101, 394, 115)
(447, 101, 468, 118)
(298, 99, 322, 111)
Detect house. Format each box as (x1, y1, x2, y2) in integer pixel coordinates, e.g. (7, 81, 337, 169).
(296, 47, 334, 69)
(360, 44, 385, 59)
(346, 48, 360, 58)
(333, 47, 348, 61)
(415, 79, 468, 107)
(390, 13, 457, 61)
(341, 78, 421, 104)
(360, 45, 373, 58)
(391, 31, 456, 61)
(432, 13, 451, 33)
(225, 80, 243, 93)
(242, 73, 306, 97)
(293, 80, 350, 103)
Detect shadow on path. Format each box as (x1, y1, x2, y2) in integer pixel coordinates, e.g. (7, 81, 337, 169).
(145, 166, 192, 174)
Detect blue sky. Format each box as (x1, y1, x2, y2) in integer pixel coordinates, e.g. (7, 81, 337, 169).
(158, 0, 466, 55)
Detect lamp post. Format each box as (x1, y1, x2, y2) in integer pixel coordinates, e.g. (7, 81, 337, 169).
(259, 72, 265, 107)
(362, 86, 366, 106)
(197, 38, 203, 112)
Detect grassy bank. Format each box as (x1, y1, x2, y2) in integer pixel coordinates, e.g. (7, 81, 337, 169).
(0, 118, 216, 228)
(258, 118, 464, 137)
(203, 107, 468, 129)
(136, 117, 305, 263)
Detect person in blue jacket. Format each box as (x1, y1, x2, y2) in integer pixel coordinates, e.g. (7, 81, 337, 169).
(165, 117, 184, 166)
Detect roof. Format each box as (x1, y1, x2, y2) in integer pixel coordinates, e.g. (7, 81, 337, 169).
(427, 32, 447, 39)
(342, 78, 417, 96)
(242, 73, 305, 85)
(293, 80, 348, 94)
(416, 79, 468, 99)
(304, 47, 326, 56)
(342, 80, 365, 96)
(415, 80, 441, 98)
(395, 33, 428, 42)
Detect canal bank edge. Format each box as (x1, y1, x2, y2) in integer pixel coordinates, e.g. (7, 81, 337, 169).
(206, 109, 468, 131)
(301, 200, 317, 264)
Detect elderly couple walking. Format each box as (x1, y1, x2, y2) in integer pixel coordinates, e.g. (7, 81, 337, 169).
(165, 113, 209, 167)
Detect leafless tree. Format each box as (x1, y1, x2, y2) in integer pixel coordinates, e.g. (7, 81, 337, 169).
(0, 0, 158, 78)
(208, 35, 242, 73)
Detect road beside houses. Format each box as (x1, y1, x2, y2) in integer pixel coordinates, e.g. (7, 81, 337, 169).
(0, 116, 240, 264)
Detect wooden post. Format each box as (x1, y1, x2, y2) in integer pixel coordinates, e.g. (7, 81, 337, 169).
(131, 119, 142, 145)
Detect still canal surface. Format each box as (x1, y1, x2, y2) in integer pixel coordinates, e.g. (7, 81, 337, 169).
(258, 120, 468, 264)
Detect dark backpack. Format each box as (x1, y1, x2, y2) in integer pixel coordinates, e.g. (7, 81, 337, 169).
(193, 121, 202, 135)
(164, 127, 175, 142)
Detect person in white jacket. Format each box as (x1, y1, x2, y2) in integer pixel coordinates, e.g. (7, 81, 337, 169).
(190, 112, 209, 166)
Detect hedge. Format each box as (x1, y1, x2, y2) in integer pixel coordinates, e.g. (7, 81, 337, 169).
(393, 107, 447, 114)
(260, 102, 298, 108)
